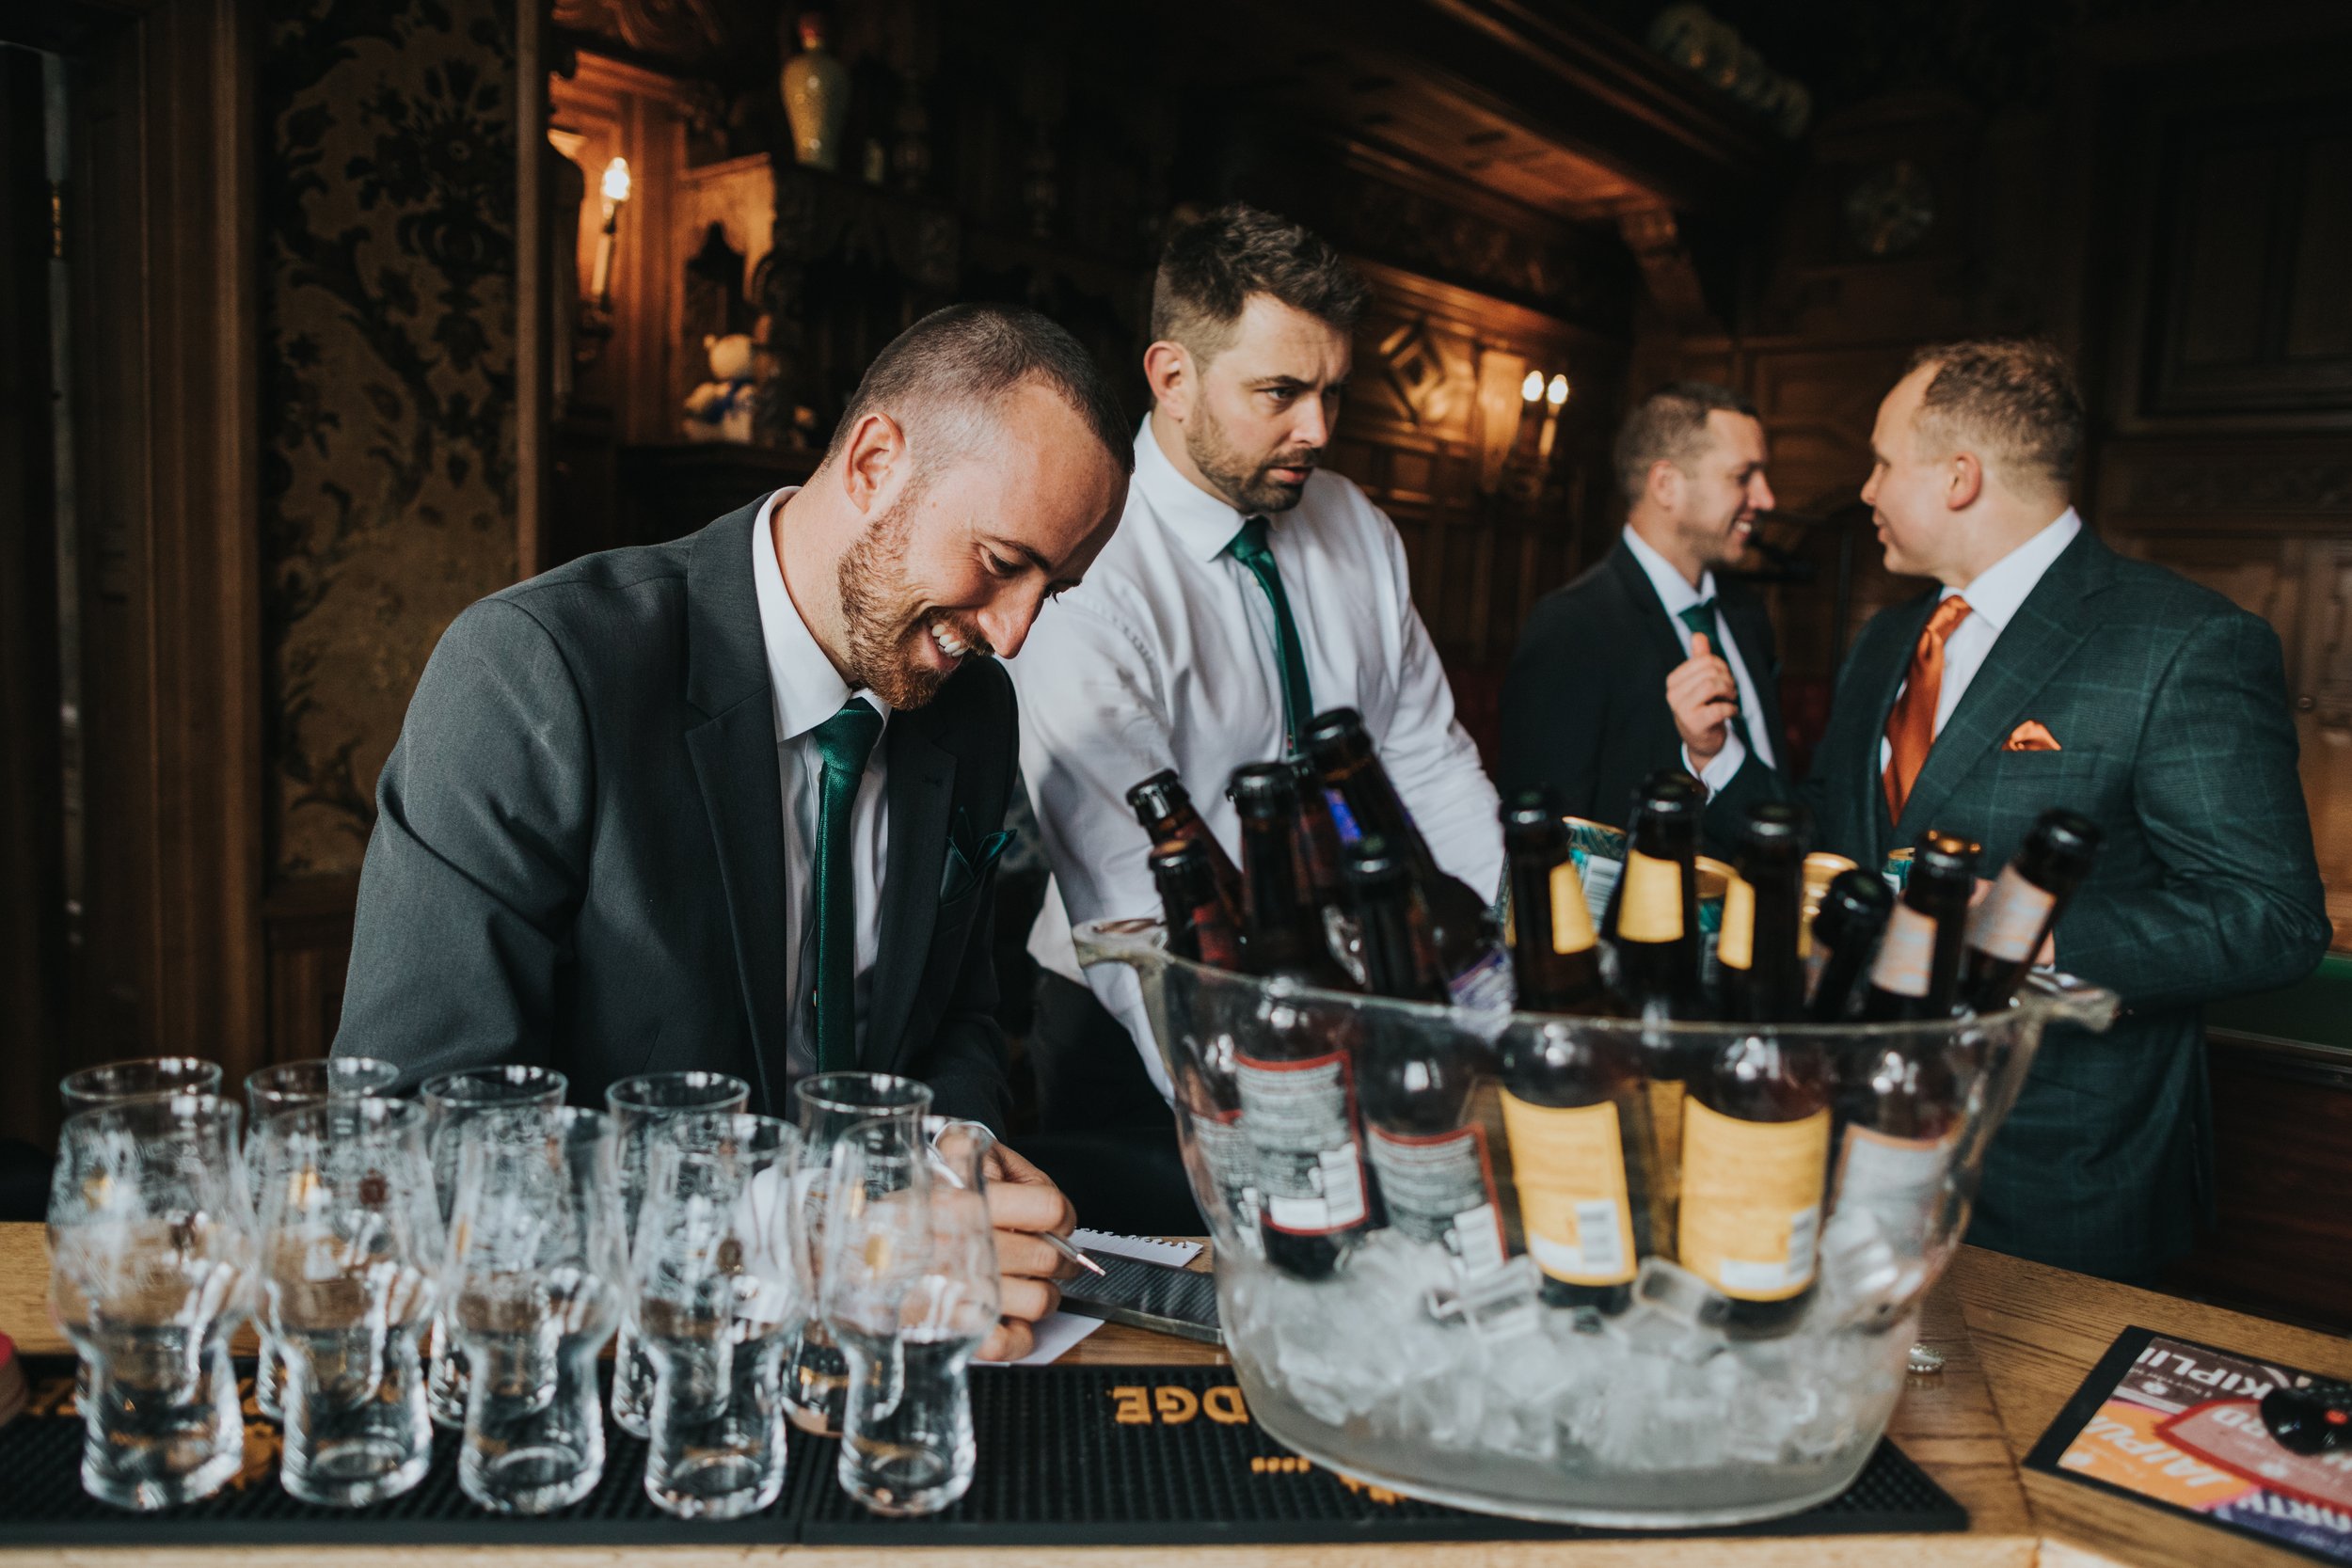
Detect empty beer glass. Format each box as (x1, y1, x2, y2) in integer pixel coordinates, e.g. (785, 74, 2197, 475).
(242, 1056, 401, 1420)
(820, 1117, 997, 1517)
(786, 1073, 933, 1436)
(444, 1104, 626, 1514)
(251, 1096, 439, 1507)
(631, 1111, 802, 1518)
(605, 1071, 751, 1438)
(421, 1065, 567, 1428)
(47, 1093, 253, 1511)
(60, 1056, 223, 1115)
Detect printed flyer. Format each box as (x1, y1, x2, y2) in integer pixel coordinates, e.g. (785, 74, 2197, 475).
(2026, 1326, 2352, 1565)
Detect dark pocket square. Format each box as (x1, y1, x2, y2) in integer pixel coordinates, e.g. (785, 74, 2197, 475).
(941, 827, 1015, 901)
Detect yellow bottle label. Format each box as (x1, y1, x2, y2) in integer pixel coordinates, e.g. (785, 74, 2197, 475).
(1499, 1093, 1636, 1285)
(1677, 1097, 1829, 1301)
(1549, 859, 1598, 955)
(1717, 873, 1756, 972)
(1617, 849, 1683, 943)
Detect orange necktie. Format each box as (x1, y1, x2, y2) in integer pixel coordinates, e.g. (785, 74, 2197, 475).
(1883, 595, 1973, 822)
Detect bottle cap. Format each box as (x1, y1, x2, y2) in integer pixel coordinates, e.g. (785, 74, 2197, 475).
(1227, 762, 1299, 818)
(1125, 768, 1188, 826)
(1501, 787, 1567, 845)
(1343, 832, 1411, 891)
(1814, 866, 1894, 945)
(1148, 837, 1213, 880)
(1299, 707, 1368, 760)
(1630, 768, 1706, 823)
(1739, 800, 1812, 855)
(1915, 830, 1979, 885)
(2033, 808, 2103, 864)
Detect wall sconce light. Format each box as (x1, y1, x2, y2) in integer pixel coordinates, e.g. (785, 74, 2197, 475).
(1473, 350, 1534, 496)
(1538, 372, 1571, 462)
(591, 155, 631, 306)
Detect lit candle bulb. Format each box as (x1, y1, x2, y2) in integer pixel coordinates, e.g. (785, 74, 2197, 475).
(591, 155, 631, 305)
(1538, 372, 1570, 462)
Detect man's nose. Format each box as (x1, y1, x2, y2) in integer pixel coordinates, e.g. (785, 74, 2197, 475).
(1751, 472, 1776, 514)
(1289, 399, 1330, 451)
(1860, 468, 1880, 507)
(978, 588, 1044, 661)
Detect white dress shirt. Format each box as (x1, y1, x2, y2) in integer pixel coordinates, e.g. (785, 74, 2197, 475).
(1012, 419, 1505, 1098)
(750, 487, 890, 1067)
(1878, 508, 2082, 769)
(1622, 524, 1777, 790)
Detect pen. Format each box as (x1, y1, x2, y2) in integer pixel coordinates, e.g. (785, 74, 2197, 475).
(1045, 1230, 1108, 1278)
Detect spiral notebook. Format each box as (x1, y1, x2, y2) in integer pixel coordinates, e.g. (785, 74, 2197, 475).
(977, 1230, 1204, 1366)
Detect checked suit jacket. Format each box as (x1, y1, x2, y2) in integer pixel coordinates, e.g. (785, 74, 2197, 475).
(333, 499, 1018, 1132)
(1706, 525, 2330, 1281)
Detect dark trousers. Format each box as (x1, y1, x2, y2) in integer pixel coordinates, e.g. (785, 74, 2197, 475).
(1017, 972, 1205, 1236)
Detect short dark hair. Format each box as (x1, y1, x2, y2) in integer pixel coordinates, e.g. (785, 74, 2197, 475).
(822, 302, 1134, 479)
(1150, 204, 1370, 360)
(1612, 381, 1759, 506)
(1905, 338, 2083, 492)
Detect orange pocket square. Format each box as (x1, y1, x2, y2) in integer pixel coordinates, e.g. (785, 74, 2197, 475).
(2005, 721, 2061, 752)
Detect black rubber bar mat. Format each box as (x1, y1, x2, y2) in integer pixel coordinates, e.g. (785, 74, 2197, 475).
(0, 1357, 1964, 1546)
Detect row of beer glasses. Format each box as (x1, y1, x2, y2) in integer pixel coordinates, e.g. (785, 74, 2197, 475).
(46, 1058, 999, 1520)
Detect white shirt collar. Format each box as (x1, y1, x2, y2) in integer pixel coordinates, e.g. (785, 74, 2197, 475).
(751, 487, 888, 742)
(1133, 415, 1253, 562)
(1942, 507, 2083, 632)
(1621, 524, 1717, 616)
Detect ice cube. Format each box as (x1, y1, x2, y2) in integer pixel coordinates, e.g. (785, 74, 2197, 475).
(1630, 1256, 1733, 1330)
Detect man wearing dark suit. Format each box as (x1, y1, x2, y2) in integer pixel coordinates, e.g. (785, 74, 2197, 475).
(334, 304, 1131, 1357)
(1696, 339, 2330, 1283)
(1501, 383, 1785, 846)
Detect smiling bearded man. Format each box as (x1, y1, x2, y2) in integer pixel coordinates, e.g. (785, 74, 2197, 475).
(334, 303, 1130, 1360)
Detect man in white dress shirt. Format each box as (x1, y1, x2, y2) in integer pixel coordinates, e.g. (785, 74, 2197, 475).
(1008, 206, 1503, 1227)
(1500, 382, 1786, 849)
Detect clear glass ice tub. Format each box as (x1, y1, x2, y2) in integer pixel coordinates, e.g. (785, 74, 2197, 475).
(1076, 916, 2117, 1528)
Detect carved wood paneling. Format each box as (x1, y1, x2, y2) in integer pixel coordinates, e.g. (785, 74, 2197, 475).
(263, 876, 360, 1069)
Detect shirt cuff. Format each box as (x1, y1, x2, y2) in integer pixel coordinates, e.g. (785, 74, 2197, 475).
(1686, 735, 1749, 798)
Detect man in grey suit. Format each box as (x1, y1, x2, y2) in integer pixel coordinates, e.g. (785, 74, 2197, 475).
(335, 304, 1130, 1357)
(1692, 339, 2329, 1282)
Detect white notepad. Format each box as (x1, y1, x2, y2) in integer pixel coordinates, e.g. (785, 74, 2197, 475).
(975, 1230, 1205, 1366)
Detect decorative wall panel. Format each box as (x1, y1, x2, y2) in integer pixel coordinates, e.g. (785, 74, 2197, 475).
(261, 0, 520, 876)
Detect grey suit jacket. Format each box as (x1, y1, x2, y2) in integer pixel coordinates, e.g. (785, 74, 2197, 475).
(333, 499, 1016, 1130)
(1708, 526, 2329, 1279)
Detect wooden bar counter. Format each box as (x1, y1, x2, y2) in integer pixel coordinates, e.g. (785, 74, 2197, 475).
(2, 1222, 2344, 1567)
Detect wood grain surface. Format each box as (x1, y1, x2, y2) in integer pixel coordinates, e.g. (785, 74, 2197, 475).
(5, 1223, 2331, 1566)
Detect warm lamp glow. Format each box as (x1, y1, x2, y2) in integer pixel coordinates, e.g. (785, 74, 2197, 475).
(1547, 373, 1570, 409)
(601, 156, 633, 205)
(1520, 370, 1545, 404)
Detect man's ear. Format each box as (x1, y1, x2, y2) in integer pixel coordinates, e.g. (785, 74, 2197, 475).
(1646, 459, 1684, 513)
(836, 410, 908, 515)
(1143, 340, 1193, 420)
(1947, 451, 1984, 511)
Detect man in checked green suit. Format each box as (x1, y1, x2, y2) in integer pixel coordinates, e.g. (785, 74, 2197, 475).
(1688, 339, 2329, 1283)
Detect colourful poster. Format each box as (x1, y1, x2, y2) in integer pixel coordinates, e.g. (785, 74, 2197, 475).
(2028, 1328, 2352, 1566)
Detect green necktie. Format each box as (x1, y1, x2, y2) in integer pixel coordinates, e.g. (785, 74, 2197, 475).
(1676, 599, 1755, 755)
(1228, 516, 1315, 753)
(811, 697, 884, 1073)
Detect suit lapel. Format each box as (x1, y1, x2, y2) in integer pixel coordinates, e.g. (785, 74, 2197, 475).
(682, 497, 795, 1116)
(865, 709, 956, 1073)
(1893, 532, 2106, 843)
(1606, 542, 1694, 678)
(1852, 593, 1937, 865)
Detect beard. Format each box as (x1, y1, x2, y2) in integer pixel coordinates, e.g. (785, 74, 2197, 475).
(835, 489, 992, 711)
(1184, 401, 1320, 516)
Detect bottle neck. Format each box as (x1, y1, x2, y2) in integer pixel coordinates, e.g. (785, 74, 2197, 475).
(1721, 859, 1804, 1021)
(1508, 842, 1603, 1008)
(1356, 879, 1447, 1004)
(1320, 747, 1440, 880)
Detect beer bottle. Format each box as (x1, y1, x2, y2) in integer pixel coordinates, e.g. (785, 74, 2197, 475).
(1860, 832, 1978, 1022)
(1348, 834, 1509, 1275)
(1501, 790, 1611, 1015)
(1496, 794, 1648, 1310)
(1151, 838, 1263, 1252)
(1805, 870, 1895, 1022)
(1717, 803, 1810, 1025)
(1612, 772, 1710, 1023)
(1227, 763, 1367, 1278)
(1959, 809, 2102, 1012)
(1300, 707, 1511, 1011)
(1129, 768, 1242, 921)
(1830, 1022, 1962, 1249)
(1679, 1019, 1832, 1335)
